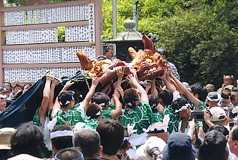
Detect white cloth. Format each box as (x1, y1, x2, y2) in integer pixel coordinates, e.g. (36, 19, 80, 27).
(127, 133, 148, 147)
(8, 154, 42, 160)
(136, 137, 166, 160)
(47, 117, 57, 131)
(172, 90, 181, 102)
(229, 153, 238, 160)
(43, 117, 52, 150)
(125, 133, 148, 160)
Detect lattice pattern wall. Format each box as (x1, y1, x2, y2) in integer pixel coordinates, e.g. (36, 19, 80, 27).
(0, 0, 101, 82)
(4, 68, 79, 82)
(6, 28, 58, 44)
(4, 5, 90, 26)
(3, 46, 96, 64)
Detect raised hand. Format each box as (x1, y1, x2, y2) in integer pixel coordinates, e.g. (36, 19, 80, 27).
(52, 77, 60, 86)
(92, 77, 100, 86)
(204, 110, 214, 127)
(65, 80, 74, 87)
(63, 80, 75, 90)
(159, 68, 168, 80)
(129, 68, 137, 77)
(113, 88, 121, 98)
(115, 66, 124, 79)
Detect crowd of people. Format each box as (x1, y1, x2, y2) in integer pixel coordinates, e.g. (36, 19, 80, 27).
(0, 48, 238, 160)
(0, 82, 32, 114)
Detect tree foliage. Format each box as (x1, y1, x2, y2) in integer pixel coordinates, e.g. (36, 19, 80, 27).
(103, 0, 238, 86)
(102, 0, 132, 39)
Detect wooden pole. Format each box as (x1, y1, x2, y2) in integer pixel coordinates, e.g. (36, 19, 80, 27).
(95, 0, 102, 56)
(133, 0, 139, 31)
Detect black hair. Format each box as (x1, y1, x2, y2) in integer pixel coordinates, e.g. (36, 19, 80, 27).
(191, 83, 207, 101)
(86, 103, 101, 119)
(123, 88, 140, 108)
(230, 126, 238, 141)
(121, 79, 130, 91)
(10, 122, 45, 158)
(221, 92, 230, 99)
(51, 125, 73, 152)
(74, 128, 100, 159)
(158, 90, 173, 106)
(96, 120, 124, 155)
(91, 92, 110, 106)
(198, 130, 228, 160)
(58, 91, 75, 109)
(103, 45, 113, 53)
(208, 125, 229, 137)
(54, 148, 84, 160)
(171, 97, 190, 111)
(97, 55, 108, 61)
(149, 96, 160, 113)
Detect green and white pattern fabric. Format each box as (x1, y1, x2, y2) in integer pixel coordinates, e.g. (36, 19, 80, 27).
(33, 108, 51, 127)
(32, 108, 41, 126)
(164, 101, 206, 133)
(152, 112, 163, 123)
(55, 103, 98, 129)
(163, 105, 180, 133)
(101, 104, 115, 119)
(56, 107, 85, 126)
(119, 102, 158, 134)
(196, 101, 206, 111)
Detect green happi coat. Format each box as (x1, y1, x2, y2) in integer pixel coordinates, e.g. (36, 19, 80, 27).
(101, 104, 116, 120)
(164, 101, 206, 133)
(32, 108, 41, 126)
(163, 105, 180, 133)
(119, 102, 159, 134)
(55, 104, 98, 129)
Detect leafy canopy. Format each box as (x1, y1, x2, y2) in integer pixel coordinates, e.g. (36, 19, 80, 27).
(103, 0, 238, 86)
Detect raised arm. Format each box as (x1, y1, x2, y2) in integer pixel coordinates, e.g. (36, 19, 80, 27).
(51, 98, 60, 118)
(39, 77, 51, 126)
(61, 80, 75, 92)
(169, 71, 201, 107)
(51, 80, 74, 118)
(111, 87, 123, 119)
(145, 81, 152, 94)
(48, 78, 60, 110)
(81, 78, 99, 112)
(150, 80, 159, 97)
(128, 71, 148, 103)
(161, 70, 177, 93)
(111, 67, 125, 119)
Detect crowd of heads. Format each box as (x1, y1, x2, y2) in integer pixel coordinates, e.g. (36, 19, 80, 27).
(0, 82, 32, 113)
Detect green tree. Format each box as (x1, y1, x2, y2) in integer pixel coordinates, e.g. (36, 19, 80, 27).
(102, 0, 238, 86)
(102, 0, 132, 39)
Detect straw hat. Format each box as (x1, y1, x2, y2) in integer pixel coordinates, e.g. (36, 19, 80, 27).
(0, 128, 16, 150)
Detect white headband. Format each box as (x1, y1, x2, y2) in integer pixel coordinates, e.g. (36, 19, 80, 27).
(207, 96, 220, 102)
(175, 103, 191, 113)
(50, 130, 73, 139)
(59, 100, 71, 106)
